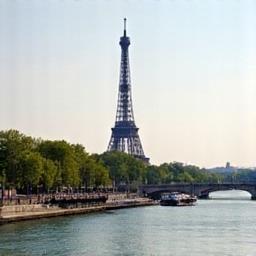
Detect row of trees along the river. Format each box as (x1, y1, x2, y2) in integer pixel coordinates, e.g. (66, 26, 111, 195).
(0, 130, 222, 194)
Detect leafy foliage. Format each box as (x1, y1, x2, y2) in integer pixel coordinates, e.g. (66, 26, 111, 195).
(145, 162, 221, 185)
(0, 129, 225, 193)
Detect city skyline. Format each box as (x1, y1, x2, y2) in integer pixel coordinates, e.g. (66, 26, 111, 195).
(0, 1, 256, 168)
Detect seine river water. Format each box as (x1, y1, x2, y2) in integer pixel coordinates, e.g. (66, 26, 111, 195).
(0, 191, 256, 256)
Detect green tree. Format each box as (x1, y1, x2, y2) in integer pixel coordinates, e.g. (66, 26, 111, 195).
(94, 163, 110, 187)
(145, 165, 161, 184)
(0, 130, 37, 187)
(100, 151, 128, 188)
(100, 151, 146, 190)
(79, 156, 96, 189)
(38, 140, 80, 187)
(42, 159, 58, 191)
(17, 151, 43, 191)
(176, 172, 194, 182)
(126, 155, 146, 184)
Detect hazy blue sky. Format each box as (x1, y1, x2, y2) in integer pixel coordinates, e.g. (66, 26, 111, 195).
(0, 0, 256, 167)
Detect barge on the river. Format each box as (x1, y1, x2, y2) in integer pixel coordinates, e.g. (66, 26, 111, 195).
(160, 192, 197, 206)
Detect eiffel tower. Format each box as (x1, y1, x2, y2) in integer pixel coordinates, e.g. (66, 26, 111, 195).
(107, 19, 149, 163)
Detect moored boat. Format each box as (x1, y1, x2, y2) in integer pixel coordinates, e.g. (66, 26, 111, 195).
(160, 192, 197, 206)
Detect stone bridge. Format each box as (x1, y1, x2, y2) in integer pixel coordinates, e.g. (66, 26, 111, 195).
(138, 183, 256, 200)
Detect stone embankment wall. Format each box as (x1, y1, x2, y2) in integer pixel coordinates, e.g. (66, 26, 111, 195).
(107, 193, 137, 202)
(0, 193, 156, 224)
(0, 204, 54, 216)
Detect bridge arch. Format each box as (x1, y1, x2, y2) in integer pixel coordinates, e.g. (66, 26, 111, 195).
(209, 189, 251, 199)
(145, 188, 193, 200)
(199, 187, 255, 199)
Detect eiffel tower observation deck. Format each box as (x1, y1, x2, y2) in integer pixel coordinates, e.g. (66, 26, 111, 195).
(107, 19, 149, 163)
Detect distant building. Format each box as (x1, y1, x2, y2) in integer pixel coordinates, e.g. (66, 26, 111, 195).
(226, 162, 231, 169)
(207, 162, 236, 174)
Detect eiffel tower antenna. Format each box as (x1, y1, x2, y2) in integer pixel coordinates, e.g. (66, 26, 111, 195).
(124, 18, 127, 36)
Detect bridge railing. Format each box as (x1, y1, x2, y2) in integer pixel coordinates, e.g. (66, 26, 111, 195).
(139, 182, 256, 187)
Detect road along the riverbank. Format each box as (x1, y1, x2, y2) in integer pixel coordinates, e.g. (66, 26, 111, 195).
(0, 197, 157, 225)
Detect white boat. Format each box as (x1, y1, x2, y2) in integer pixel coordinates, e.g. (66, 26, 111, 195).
(160, 192, 197, 206)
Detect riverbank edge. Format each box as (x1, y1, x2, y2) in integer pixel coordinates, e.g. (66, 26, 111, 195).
(0, 199, 157, 225)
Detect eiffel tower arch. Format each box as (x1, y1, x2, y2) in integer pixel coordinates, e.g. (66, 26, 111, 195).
(107, 19, 149, 163)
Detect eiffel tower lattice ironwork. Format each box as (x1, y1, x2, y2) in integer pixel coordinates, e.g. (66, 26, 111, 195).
(107, 19, 149, 163)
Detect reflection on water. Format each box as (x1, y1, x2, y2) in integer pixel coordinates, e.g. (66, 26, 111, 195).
(0, 191, 256, 256)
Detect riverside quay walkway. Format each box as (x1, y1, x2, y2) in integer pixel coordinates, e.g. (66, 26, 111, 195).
(0, 193, 156, 224)
(139, 183, 256, 200)
(0, 193, 108, 207)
